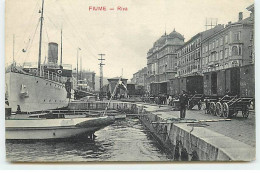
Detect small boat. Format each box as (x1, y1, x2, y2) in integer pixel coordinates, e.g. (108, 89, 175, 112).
(5, 113, 114, 140)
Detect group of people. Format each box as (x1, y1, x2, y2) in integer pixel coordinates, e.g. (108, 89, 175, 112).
(152, 90, 189, 119)
(105, 91, 128, 100)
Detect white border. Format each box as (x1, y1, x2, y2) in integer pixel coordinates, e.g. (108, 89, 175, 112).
(0, 0, 259, 170)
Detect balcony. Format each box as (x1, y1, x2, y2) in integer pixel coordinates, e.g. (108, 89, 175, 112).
(230, 55, 242, 60)
(208, 61, 214, 66)
(165, 68, 177, 73)
(229, 40, 243, 45)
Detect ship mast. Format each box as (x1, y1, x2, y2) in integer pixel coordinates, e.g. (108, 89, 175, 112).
(60, 29, 63, 66)
(13, 34, 15, 65)
(38, 0, 44, 76)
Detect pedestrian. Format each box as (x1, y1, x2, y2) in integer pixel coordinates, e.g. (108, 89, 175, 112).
(168, 95, 173, 106)
(107, 91, 111, 100)
(179, 90, 188, 119)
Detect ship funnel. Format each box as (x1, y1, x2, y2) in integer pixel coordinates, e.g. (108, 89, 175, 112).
(48, 42, 58, 64)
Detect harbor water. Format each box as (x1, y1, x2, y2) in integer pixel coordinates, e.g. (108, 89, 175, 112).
(6, 117, 171, 162)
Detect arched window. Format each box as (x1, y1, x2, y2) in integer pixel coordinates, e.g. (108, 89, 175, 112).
(232, 46, 238, 56)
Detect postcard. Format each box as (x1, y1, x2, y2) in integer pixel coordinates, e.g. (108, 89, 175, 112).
(5, 0, 255, 162)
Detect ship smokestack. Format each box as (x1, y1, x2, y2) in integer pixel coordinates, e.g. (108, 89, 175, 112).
(48, 42, 58, 64)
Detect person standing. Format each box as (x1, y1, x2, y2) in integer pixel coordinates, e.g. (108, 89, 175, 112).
(107, 91, 111, 100)
(179, 90, 188, 119)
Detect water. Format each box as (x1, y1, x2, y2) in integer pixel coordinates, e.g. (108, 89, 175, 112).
(6, 117, 171, 162)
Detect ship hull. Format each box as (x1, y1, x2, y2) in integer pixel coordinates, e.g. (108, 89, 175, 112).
(5, 72, 69, 112)
(6, 117, 114, 140)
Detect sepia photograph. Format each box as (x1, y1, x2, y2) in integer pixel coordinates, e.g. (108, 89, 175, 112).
(4, 0, 255, 163)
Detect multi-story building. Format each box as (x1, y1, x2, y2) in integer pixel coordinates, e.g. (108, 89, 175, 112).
(201, 10, 254, 96)
(171, 25, 224, 95)
(146, 29, 185, 95)
(140, 4, 254, 98)
(131, 67, 147, 87)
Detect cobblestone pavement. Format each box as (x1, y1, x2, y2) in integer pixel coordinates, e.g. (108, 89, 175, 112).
(140, 103, 255, 147)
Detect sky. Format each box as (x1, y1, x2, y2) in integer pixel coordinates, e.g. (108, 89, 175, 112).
(5, 0, 254, 79)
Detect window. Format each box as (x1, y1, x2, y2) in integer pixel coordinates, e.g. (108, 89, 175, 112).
(216, 52, 219, 61)
(220, 50, 223, 60)
(225, 48, 229, 58)
(216, 39, 218, 47)
(234, 32, 241, 41)
(225, 35, 228, 44)
(232, 46, 238, 56)
(213, 41, 215, 49)
(220, 37, 223, 46)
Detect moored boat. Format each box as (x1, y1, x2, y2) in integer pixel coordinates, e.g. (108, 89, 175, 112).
(6, 115, 114, 140)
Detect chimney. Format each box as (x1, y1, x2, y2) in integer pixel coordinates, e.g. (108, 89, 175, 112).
(239, 12, 243, 21)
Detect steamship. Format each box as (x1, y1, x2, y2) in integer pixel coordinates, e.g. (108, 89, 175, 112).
(5, 0, 116, 140)
(5, 43, 72, 113)
(5, 0, 72, 113)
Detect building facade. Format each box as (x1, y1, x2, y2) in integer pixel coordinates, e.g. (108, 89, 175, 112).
(172, 25, 224, 95)
(134, 4, 254, 98)
(131, 67, 148, 90)
(146, 29, 185, 95)
(201, 10, 254, 96)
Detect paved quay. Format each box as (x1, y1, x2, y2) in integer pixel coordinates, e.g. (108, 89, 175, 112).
(137, 102, 256, 147)
(69, 101, 255, 161)
(134, 102, 255, 161)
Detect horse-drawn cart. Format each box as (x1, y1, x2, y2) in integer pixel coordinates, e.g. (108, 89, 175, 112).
(215, 95, 237, 117)
(204, 96, 218, 115)
(187, 94, 204, 110)
(221, 97, 254, 118)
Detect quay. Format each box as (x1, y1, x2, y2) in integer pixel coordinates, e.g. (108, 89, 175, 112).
(68, 101, 255, 161)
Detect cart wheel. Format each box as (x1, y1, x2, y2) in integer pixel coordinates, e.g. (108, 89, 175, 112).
(222, 103, 229, 118)
(210, 102, 216, 116)
(242, 106, 249, 118)
(205, 100, 210, 114)
(232, 107, 238, 118)
(215, 102, 223, 117)
(198, 102, 202, 110)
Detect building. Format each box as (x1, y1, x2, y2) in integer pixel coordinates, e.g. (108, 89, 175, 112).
(246, 4, 255, 63)
(139, 4, 254, 98)
(201, 10, 254, 96)
(107, 77, 128, 97)
(172, 25, 224, 95)
(131, 67, 148, 89)
(146, 29, 185, 96)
